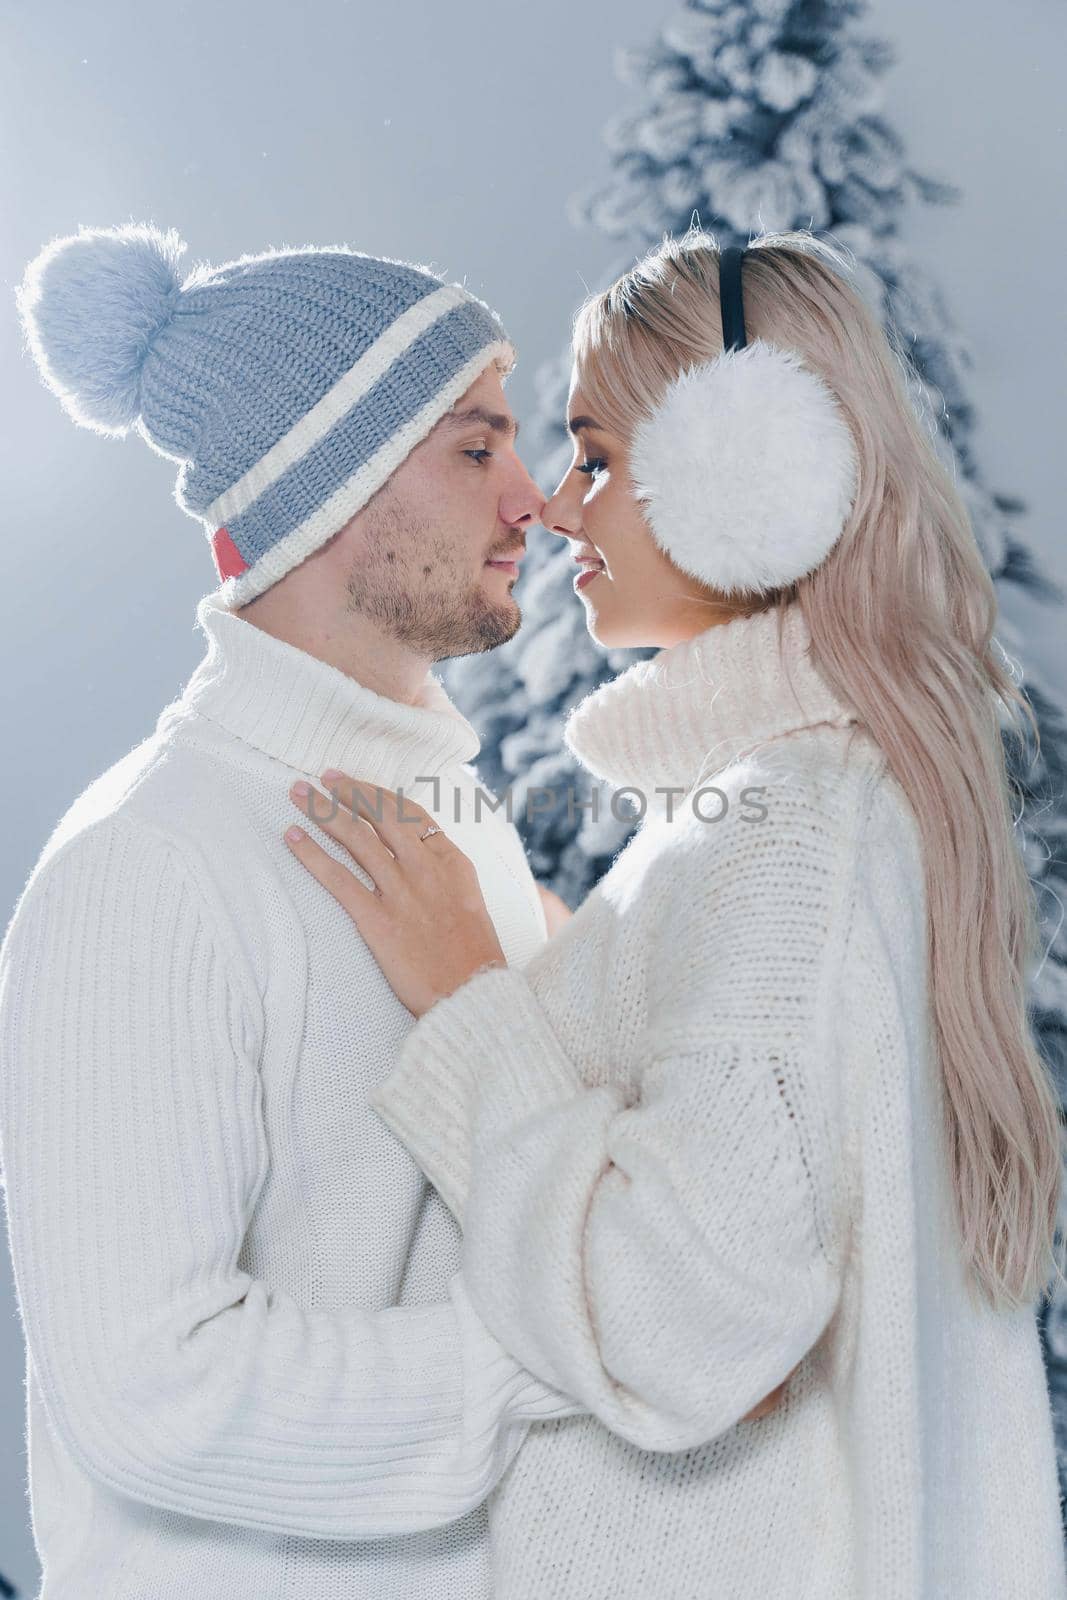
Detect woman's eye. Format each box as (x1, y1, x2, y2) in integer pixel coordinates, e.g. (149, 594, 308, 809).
(576, 458, 607, 478)
(465, 449, 493, 465)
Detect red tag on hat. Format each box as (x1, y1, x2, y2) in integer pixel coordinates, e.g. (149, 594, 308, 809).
(212, 527, 248, 580)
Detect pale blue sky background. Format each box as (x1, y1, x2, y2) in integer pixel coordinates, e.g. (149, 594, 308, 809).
(1, 0, 1065, 1588)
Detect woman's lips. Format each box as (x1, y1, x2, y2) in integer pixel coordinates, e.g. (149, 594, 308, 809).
(574, 563, 605, 592)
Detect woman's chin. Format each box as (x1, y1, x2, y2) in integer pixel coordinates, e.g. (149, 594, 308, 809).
(582, 599, 669, 652)
(576, 580, 646, 649)
(583, 606, 636, 651)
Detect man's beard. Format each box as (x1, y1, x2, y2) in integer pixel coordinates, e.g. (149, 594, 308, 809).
(343, 493, 522, 661)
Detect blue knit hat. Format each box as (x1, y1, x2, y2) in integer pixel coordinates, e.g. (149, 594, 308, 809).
(15, 222, 515, 606)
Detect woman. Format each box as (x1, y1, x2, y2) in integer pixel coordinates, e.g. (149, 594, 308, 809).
(283, 228, 1067, 1596)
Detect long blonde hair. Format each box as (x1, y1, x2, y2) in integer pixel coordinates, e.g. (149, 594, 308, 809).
(572, 226, 1065, 1311)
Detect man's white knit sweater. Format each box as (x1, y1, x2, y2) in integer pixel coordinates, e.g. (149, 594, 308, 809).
(370, 599, 1067, 1599)
(0, 588, 584, 1600)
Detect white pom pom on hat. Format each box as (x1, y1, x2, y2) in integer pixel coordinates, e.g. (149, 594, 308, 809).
(14, 222, 188, 436)
(628, 337, 860, 596)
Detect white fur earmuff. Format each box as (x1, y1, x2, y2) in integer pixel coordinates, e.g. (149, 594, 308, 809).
(628, 338, 859, 595)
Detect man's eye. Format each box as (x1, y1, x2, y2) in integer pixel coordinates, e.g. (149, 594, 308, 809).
(576, 458, 606, 477)
(465, 449, 493, 465)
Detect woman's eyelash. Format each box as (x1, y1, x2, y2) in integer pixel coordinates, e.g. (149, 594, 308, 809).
(576, 458, 606, 476)
(465, 449, 493, 465)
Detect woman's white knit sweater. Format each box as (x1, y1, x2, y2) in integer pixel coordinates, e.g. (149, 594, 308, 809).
(370, 599, 1067, 1599)
(0, 589, 585, 1600)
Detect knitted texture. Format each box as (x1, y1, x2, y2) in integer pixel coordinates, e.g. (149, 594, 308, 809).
(371, 601, 1067, 1599)
(15, 224, 514, 605)
(0, 589, 582, 1599)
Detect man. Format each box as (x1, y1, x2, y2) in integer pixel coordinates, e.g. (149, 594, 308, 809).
(1, 223, 582, 1600)
(2, 223, 782, 1598)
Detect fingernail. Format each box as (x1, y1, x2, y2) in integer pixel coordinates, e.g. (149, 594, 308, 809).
(292, 780, 310, 797)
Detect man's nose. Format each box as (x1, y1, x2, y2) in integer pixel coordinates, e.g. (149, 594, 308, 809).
(499, 457, 546, 529)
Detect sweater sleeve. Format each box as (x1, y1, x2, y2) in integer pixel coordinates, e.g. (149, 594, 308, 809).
(369, 773, 863, 1454)
(0, 816, 582, 1544)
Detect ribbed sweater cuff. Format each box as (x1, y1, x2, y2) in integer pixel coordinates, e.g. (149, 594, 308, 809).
(368, 964, 584, 1226)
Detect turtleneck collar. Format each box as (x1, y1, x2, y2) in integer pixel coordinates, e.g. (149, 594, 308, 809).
(562, 601, 861, 799)
(172, 587, 482, 784)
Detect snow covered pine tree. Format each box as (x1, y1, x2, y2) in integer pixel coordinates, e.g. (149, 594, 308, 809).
(440, 0, 1067, 1526)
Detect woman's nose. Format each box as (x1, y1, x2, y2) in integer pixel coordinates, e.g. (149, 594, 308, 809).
(540, 481, 581, 541)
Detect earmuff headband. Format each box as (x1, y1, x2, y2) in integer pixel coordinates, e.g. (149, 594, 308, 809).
(718, 244, 748, 353)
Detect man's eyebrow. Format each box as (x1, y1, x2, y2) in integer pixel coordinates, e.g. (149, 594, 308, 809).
(568, 415, 603, 435)
(441, 405, 521, 441)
